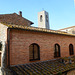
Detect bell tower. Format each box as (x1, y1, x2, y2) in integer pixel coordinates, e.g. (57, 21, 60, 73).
(38, 11, 50, 29)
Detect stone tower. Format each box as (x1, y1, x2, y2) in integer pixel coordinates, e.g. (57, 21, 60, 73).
(38, 11, 50, 29)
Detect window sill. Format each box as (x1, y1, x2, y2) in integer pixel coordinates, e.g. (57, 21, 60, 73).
(54, 56, 61, 58)
(29, 59, 40, 61)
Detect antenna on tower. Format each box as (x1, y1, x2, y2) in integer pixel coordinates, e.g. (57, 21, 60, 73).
(74, 0, 75, 6)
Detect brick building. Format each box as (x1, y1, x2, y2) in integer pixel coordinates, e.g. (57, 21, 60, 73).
(0, 11, 75, 75)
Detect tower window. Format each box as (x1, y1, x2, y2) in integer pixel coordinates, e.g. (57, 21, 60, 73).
(69, 44, 74, 55)
(46, 15, 48, 22)
(40, 15, 43, 22)
(54, 44, 61, 58)
(72, 31, 75, 34)
(29, 43, 40, 61)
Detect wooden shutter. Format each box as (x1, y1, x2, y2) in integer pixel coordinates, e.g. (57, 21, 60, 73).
(34, 45, 38, 59)
(29, 45, 33, 60)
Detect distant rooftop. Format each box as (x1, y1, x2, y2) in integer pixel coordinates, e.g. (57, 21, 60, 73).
(59, 26, 75, 30)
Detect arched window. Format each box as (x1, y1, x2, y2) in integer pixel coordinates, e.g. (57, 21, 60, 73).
(0, 42, 2, 51)
(29, 43, 40, 61)
(54, 44, 61, 58)
(69, 44, 74, 55)
(40, 15, 43, 22)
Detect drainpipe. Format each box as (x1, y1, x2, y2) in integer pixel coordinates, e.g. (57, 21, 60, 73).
(7, 28, 10, 67)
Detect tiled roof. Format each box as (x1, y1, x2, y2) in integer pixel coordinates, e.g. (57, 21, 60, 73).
(2, 23, 75, 37)
(0, 13, 34, 26)
(10, 56, 75, 75)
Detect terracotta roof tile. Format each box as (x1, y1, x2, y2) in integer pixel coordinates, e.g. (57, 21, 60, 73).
(2, 23, 75, 37)
(10, 56, 75, 75)
(0, 13, 34, 26)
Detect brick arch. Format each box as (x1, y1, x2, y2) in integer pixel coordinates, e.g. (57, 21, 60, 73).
(54, 43, 61, 58)
(29, 43, 40, 61)
(69, 44, 74, 55)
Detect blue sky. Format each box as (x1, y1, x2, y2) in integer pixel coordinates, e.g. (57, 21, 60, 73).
(0, 0, 75, 30)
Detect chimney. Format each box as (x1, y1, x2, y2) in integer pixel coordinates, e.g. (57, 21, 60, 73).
(19, 11, 22, 17)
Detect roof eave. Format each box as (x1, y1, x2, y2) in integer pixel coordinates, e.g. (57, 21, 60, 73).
(7, 27, 75, 37)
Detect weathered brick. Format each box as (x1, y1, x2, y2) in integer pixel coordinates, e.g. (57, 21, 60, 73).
(9, 29, 75, 65)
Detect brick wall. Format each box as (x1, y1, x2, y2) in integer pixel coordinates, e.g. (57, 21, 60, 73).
(9, 29, 75, 65)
